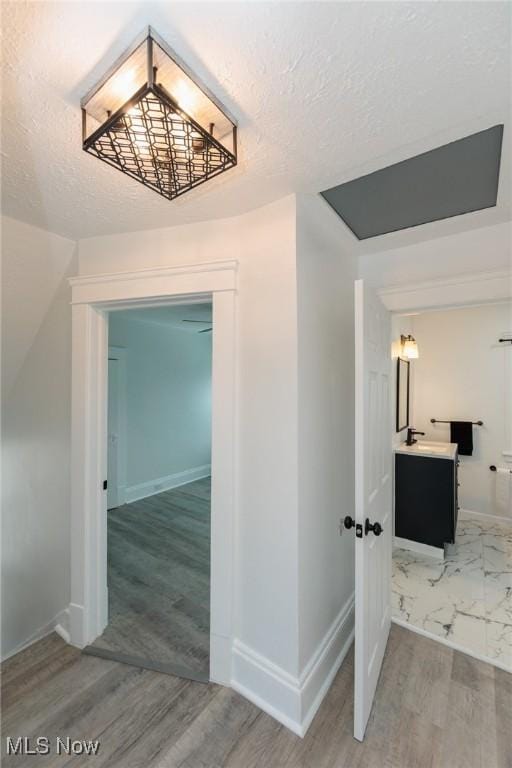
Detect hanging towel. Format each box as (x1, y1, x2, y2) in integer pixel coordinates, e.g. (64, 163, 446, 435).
(450, 421, 473, 456)
(495, 467, 511, 517)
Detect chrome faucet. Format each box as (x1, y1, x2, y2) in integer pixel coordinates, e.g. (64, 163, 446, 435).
(406, 427, 425, 446)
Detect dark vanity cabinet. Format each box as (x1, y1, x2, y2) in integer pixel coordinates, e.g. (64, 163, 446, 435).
(395, 454, 459, 548)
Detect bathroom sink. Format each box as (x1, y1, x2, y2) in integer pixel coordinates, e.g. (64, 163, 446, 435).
(416, 443, 451, 455)
(395, 440, 458, 460)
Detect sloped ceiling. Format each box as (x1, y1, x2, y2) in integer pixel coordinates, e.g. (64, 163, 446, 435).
(1, 217, 76, 395)
(1, 1, 511, 241)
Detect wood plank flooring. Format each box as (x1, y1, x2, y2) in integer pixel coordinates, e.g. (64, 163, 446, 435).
(85, 478, 210, 680)
(2, 624, 510, 767)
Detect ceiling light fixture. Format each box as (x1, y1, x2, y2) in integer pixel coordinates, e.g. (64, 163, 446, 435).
(81, 26, 237, 201)
(401, 334, 419, 359)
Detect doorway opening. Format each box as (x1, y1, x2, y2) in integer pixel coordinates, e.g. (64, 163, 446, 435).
(70, 260, 236, 686)
(83, 302, 213, 681)
(390, 301, 512, 671)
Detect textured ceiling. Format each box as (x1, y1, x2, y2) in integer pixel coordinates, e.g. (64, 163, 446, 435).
(1, 1, 511, 240)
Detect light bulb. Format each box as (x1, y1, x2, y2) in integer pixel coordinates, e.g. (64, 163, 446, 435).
(402, 336, 419, 359)
(111, 68, 137, 103)
(174, 79, 196, 115)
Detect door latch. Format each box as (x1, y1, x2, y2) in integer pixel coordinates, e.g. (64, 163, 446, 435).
(343, 516, 363, 538)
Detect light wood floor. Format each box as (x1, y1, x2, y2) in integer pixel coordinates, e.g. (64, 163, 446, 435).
(2, 624, 510, 767)
(86, 478, 210, 680)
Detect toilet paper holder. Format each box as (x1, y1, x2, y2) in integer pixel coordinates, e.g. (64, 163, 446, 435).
(490, 465, 512, 473)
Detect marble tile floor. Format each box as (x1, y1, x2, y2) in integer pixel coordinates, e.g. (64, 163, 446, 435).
(392, 510, 512, 671)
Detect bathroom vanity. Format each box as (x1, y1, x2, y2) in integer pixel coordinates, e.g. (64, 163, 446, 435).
(394, 441, 459, 557)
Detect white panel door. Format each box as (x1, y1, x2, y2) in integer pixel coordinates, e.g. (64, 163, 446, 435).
(354, 279, 392, 741)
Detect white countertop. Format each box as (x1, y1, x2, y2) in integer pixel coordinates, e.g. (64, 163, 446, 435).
(394, 440, 458, 461)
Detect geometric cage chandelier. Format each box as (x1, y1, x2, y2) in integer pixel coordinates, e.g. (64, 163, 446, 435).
(81, 27, 237, 201)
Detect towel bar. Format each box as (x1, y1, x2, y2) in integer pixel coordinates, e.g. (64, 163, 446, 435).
(430, 418, 483, 426)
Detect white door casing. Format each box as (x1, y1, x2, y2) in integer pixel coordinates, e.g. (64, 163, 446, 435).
(354, 279, 392, 741)
(69, 261, 237, 685)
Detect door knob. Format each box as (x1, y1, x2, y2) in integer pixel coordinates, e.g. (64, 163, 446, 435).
(365, 518, 383, 537)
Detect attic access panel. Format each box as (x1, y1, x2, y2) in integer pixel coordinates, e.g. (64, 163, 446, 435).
(321, 125, 503, 240)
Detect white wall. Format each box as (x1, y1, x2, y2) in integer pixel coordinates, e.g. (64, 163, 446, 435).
(411, 302, 510, 519)
(108, 312, 212, 500)
(0, 194, 356, 730)
(78, 197, 302, 681)
(77, 195, 356, 734)
(359, 221, 510, 290)
(1, 216, 77, 659)
(295, 195, 356, 689)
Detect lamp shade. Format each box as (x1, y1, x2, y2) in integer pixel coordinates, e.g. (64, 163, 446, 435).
(81, 27, 237, 201)
(402, 335, 419, 359)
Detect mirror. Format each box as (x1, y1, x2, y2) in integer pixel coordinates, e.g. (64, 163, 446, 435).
(396, 357, 410, 432)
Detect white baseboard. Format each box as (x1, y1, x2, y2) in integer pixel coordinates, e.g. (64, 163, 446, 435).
(209, 633, 231, 686)
(231, 639, 302, 735)
(54, 607, 71, 644)
(392, 618, 511, 674)
(1, 606, 70, 663)
(460, 508, 512, 525)
(68, 601, 108, 649)
(125, 465, 211, 504)
(299, 594, 355, 734)
(394, 536, 445, 560)
(68, 602, 86, 648)
(231, 593, 355, 737)
(117, 484, 127, 506)
(231, 674, 303, 736)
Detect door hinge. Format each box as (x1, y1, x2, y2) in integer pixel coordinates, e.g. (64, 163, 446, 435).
(103, 480, 108, 490)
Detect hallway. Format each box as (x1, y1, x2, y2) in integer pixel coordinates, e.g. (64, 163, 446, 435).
(2, 624, 510, 767)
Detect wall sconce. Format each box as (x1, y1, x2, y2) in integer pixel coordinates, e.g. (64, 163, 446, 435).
(81, 27, 237, 201)
(401, 334, 419, 359)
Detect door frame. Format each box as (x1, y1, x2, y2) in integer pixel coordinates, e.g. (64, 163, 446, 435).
(68, 260, 237, 685)
(107, 346, 127, 509)
(384, 280, 512, 671)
